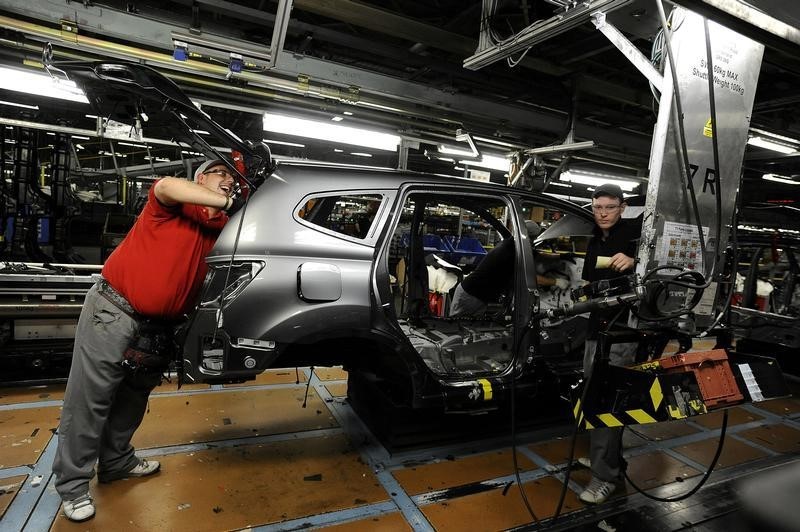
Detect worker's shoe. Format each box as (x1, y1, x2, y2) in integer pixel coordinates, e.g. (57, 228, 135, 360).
(62, 493, 95, 522)
(579, 477, 617, 504)
(576, 457, 591, 468)
(98, 458, 160, 483)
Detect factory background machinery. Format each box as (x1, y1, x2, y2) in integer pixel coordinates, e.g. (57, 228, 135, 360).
(0, 1, 798, 530)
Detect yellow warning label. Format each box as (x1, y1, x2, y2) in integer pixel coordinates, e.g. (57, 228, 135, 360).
(478, 379, 492, 401)
(703, 118, 714, 138)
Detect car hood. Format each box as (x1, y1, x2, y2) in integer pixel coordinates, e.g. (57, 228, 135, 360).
(50, 59, 274, 191)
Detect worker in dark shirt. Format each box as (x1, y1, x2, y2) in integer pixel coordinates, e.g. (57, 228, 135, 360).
(450, 221, 568, 316)
(578, 183, 642, 504)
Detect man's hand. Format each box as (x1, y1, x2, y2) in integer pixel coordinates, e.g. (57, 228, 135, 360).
(225, 195, 246, 215)
(609, 252, 635, 272)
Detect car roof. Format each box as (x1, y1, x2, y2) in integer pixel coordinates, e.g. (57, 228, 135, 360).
(273, 160, 506, 190)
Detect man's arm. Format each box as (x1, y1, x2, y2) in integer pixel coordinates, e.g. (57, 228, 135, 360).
(154, 177, 229, 209)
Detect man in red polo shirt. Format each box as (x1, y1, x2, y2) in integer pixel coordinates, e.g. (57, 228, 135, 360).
(53, 159, 236, 522)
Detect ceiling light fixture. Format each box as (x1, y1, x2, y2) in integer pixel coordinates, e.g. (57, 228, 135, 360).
(438, 145, 477, 157)
(263, 138, 306, 148)
(560, 169, 639, 191)
(263, 112, 400, 151)
(0, 66, 88, 104)
(458, 154, 511, 172)
(747, 136, 797, 154)
(331, 116, 344, 122)
(762, 173, 800, 185)
(0, 99, 39, 110)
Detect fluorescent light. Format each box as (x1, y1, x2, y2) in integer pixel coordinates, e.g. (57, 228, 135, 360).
(750, 127, 799, 145)
(0, 67, 88, 104)
(0, 99, 39, 110)
(343, 111, 353, 116)
(118, 141, 149, 148)
(85, 114, 99, 119)
(350, 152, 372, 157)
(333, 148, 344, 153)
(439, 144, 477, 157)
(747, 136, 797, 154)
(192, 129, 210, 135)
(548, 181, 572, 188)
(331, 116, 344, 122)
(263, 112, 400, 151)
(458, 154, 511, 172)
(762, 173, 800, 185)
(560, 169, 639, 191)
(263, 138, 306, 147)
(71, 135, 90, 140)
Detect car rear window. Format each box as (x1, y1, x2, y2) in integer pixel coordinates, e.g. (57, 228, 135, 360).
(297, 193, 383, 239)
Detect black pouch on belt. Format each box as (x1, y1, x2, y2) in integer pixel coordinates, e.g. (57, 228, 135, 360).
(122, 319, 177, 373)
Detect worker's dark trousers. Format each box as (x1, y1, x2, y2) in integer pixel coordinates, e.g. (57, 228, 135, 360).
(583, 339, 637, 482)
(52, 284, 160, 501)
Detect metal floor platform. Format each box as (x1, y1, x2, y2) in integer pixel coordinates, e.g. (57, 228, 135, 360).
(1, 368, 799, 531)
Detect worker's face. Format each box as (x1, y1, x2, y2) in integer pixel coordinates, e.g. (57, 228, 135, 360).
(198, 164, 235, 197)
(591, 195, 625, 231)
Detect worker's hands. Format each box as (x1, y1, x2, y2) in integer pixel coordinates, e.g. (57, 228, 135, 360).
(225, 195, 246, 215)
(609, 252, 635, 272)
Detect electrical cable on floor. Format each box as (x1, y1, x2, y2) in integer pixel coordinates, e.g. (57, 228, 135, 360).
(511, 324, 540, 526)
(302, 366, 315, 408)
(623, 409, 729, 502)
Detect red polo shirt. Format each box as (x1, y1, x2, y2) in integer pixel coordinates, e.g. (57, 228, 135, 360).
(102, 181, 228, 319)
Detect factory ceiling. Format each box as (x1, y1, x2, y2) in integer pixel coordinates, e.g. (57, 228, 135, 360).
(0, 0, 798, 228)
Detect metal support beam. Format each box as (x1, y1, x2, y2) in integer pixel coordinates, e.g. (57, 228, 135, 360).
(524, 140, 596, 155)
(267, 0, 293, 69)
(670, 0, 800, 55)
(592, 11, 663, 92)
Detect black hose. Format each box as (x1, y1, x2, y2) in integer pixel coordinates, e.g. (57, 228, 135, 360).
(703, 17, 724, 279)
(623, 409, 728, 501)
(510, 341, 540, 526)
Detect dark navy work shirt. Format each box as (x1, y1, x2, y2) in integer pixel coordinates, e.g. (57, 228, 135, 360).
(582, 217, 642, 338)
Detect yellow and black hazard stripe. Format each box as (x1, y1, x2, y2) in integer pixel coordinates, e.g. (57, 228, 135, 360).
(573, 377, 669, 429)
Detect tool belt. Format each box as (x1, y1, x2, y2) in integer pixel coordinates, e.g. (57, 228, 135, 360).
(97, 279, 177, 373)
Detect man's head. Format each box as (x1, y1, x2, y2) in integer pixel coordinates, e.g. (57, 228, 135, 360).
(591, 183, 626, 232)
(195, 159, 235, 198)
